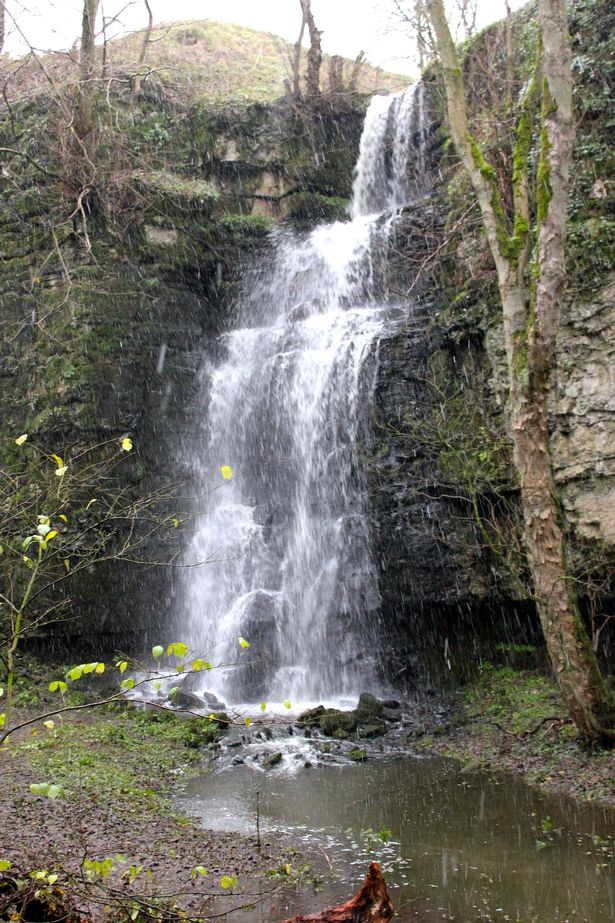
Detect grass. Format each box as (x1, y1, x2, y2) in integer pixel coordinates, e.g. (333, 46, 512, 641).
(19, 707, 219, 811)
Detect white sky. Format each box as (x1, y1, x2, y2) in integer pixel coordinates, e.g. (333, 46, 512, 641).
(3, 0, 528, 75)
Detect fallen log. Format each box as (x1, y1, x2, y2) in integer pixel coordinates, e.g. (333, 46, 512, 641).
(277, 861, 394, 923)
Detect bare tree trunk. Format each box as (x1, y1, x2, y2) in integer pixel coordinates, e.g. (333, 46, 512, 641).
(132, 0, 154, 98)
(77, 0, 100, 161)
(292, 7, 306, 100)
(426, 0, 615, 745)
(328, 55, 344, 93)
(300, 0, 322, 97)
(348, 51, 366, 92)
(0, 1, 5, 55)
(504, 0, 514, 109)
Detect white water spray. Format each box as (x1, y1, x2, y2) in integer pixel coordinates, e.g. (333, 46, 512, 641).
(182, 85, 431, 705)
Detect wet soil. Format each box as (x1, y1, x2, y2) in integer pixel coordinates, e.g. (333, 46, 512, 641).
(0, 703, 311, 922)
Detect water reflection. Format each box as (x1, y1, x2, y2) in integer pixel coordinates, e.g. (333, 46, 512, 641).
(179, 755, 615, 922)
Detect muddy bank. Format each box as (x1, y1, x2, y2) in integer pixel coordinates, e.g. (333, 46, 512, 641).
(0, 697, 315, 921)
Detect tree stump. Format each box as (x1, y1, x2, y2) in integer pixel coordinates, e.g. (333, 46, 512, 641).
(277, 861, 394, 923)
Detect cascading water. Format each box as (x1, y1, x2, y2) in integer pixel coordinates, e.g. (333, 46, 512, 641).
(182, 84, 431, 706)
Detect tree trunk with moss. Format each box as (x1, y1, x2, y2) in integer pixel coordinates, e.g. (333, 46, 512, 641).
(426, 0, 614, 745)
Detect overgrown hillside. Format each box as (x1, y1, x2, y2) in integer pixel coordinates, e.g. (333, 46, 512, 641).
(0, 18, 408, 106)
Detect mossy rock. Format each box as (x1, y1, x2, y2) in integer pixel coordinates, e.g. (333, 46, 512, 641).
(355, 692, 384, 723)
(286, 192, 349, 223)
(349, 747, 368, 762)
(320, 710, 358, 736)
(263, 751, 283, 768)
(357, 723, 386, 739)
(297, 704, 326, 726)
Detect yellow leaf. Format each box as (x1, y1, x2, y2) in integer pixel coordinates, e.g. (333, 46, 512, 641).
(55, 466, 68, 477)
(86, 499, 97, 510)
(15, 434, 28, 446)
(244, 716, 252, 727)
(208, 713, 215, 721)
(46, 530, 58, 541)
(52, 454, 64, 468)
(283, 699, 292, 710)
(43, 720, 55, 730)
(59, 514, 68, 523)
(221, 465, 233, 480)
(121, 437, 133, 452)
(118, 661, 128, 673)
(95, 662, 105, 674)
(63, 559, 70, 572)
(238, 636, 250, 649)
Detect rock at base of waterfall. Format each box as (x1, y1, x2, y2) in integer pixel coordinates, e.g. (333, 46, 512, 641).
(297, 705, 327, 726)
(299, 693, 402, 739)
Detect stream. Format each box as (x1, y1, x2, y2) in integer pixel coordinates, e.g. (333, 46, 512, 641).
(178, 751, 614, 923)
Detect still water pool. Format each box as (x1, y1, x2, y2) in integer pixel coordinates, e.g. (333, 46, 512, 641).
(178, 754, 614, 922)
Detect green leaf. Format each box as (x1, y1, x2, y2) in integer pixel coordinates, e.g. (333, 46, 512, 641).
(0, 714, 5, 728)
(46, 784, 64, 800)
(244, 716, 252, 727)
(49, 680, 68, 693)
(260, 701, 267, 711)
(238, 637, 249, 649)
(219, 875, 236, 890)
(121, 678, 135, 690)
(167, 641, 188, 658)
(191, 866, 208, 878)
(0, 687, 3, 698)
(30, 783, 50, 796)
(0, 860, 11, 872)
(282, 699, 292, 710)
(47, 874, 58, 885)
(152, 645, 164, 658)
(67, 666, 84, 682)
(118, 661, 128, 673)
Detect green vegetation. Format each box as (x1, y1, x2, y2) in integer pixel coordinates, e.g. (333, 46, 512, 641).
(415, 663, 615, 804)
(20, 708, 216, 810)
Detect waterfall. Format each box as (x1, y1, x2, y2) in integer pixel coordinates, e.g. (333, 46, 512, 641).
(181, 84, 430, 706)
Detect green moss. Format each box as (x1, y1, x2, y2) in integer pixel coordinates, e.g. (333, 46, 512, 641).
(536, 79, 554, 224)
(469, 138, 519, 265)
(286, 192, 349, 223)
